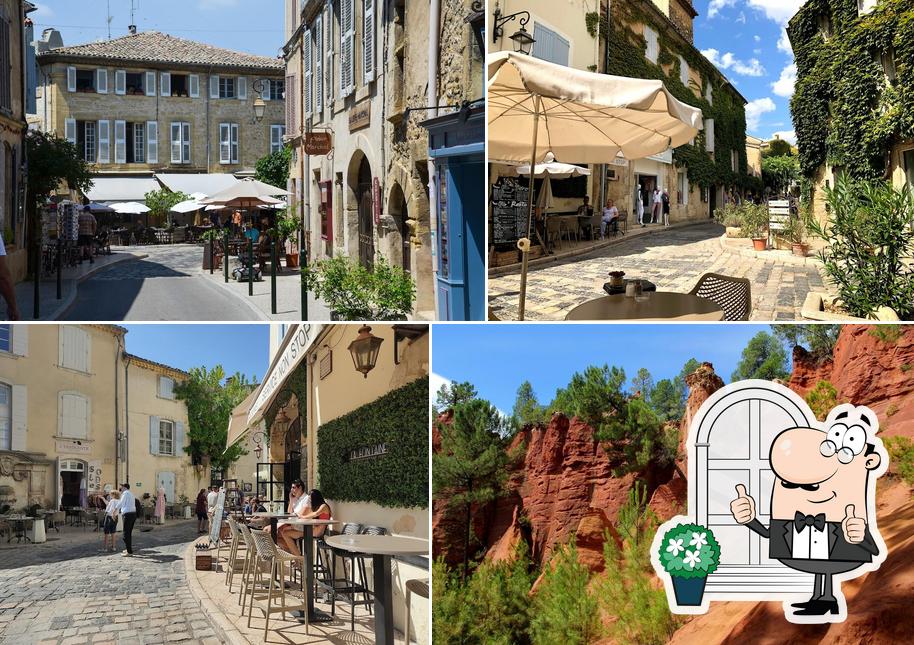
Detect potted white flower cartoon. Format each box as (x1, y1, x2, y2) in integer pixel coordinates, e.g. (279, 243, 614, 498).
(657, 522, 721, 607)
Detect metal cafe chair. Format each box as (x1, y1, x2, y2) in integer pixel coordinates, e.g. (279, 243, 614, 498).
(404, 578, 430, 645)
(247, 530, 309, 640)
(689, 272, 752, 321)
(330, 525, 388, 631)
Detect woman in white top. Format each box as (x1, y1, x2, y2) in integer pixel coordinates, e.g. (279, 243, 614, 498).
(103, 491, 121, 552)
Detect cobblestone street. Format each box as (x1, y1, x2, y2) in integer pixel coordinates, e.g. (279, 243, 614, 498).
(488, 223, 832, 321)
(0, 521, 221, 645)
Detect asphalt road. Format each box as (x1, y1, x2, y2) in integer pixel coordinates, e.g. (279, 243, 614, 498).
(60, 245, 262, 321)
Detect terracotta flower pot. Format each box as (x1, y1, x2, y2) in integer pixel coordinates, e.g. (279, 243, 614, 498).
(791, 243, 809, 257)
(752, 238, 767, 251)
(285, 253, 299, 268)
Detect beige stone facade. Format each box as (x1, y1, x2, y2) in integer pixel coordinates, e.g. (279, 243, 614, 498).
(0, 324, 203, 514)
(32, 30, 284, 179)
(0, 1, 31, 283)
(285, 0, 481, 318)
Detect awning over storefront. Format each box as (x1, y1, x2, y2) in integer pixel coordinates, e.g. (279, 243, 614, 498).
(247, 324, 324, 427)
(155, 173, 240, 197)
(226, 388, 260, 448)
(84, 176, 160, 202)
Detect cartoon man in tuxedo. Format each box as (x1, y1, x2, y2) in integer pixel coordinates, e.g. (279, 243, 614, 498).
(730, 404, 887, 619)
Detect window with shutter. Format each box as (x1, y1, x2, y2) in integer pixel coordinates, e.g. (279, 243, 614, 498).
(145, 71, 156, 96)
(679, 55, 689, 87)
(149, 416, 160, 455)
(158, 376, 175, 399)
(705, 82, 713, 106)
(67, 66, 76, 92)
(159, 419, 175, 456)
(147, 121, 158, 163)
(59, 392, 89, 439)
(115, 69, 126, 95)
(531, 24, 570, 66)
(97, 121, 110, 163)
(182, 123, 191, 164)
(271, 125, 285, 154)
(0, 383, 10, 451)
(65, 118, 76, 145)
(316, 14, 323, 113)
(285, 74, 297, 132)
(114, 120, 126, 164)
(341, 0, 355, 97)
(210, 75, 219, 99)
(160, 72, 171, 97)
(189, 74, 199, 98)
(363, 0, 375, 84)
(644, 26, 659, 64)
(705, 119, 715, 153)
(304, 28, 313, 116)
(237, 77, 247, 100)
(96, 69, 107, 94)
(219, 123, 230, 164)
(59, 327, 90, 372)
(325, 3, 333, 105)
(171, 122, 181, 163)
(230, 123, 239, 164)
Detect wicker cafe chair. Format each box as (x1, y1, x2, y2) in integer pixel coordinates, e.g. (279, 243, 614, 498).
(238, 523, 259, 611)
(247, 529, 309, 640)
(689, 272, 752, 321)
(224, 516, 248, 593)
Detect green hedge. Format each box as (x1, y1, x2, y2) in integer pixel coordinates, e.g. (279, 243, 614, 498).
(317, 376, 429, 509)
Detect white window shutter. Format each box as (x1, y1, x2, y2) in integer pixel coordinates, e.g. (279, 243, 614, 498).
(175, 422, 185, 455)
(64, 118, 76, 144)
(11, 385, 26, 451)
(679, 55, 689, 86)
(149, 416, 160, 455)
(237, 76, 247, 100)
(96, 68, 107, 94)
(705, 118, 715, 153)
(219, 123, 230, 164)
(170, 122, 181, 163)
(210, 75, 219, 98)
(160, 72, 171, 97)
(316, 14, 323, 112)
(67, 66, 76, 92)
(114, 120, 126, 164)
(325, 3, 333, 104)
(115, 69, 126, 95)
(145, 71, 156, 96)
(189, 74, 199, 98)
(147, 121, 158, 164)
(11, 326, 27, 356)
(97, 120, 110, 164)
(363, 0, 375, 84)
(262, 78, 271, 101)
(231, 123, 239, 163)
(182, 123, 190, 163)
(341, 0, 354, 97)
(304, 28, 312, 116)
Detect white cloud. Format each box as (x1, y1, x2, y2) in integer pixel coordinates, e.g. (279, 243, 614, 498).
(754, 35, 762, 42)
(777, 28, 793, 54)
(772, 64, 797, 97)
(746, 0, 803, 25)
(769, 130, 797, 145)
(745, 97, 777, 131)
(701, 48, 767, 76)
(737, 11, 747, 24)
(708, 0, 739, 19)
(429, 372, 453, 400)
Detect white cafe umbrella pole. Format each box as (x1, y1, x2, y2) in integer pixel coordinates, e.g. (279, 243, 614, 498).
(518, 94, 541, 321)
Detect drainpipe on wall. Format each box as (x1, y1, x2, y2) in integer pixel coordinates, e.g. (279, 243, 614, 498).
(206, 66, 213, 170)
(114, 335, 123, 487)
(123, 353, 131, 484)
(427, 0, 440, 316)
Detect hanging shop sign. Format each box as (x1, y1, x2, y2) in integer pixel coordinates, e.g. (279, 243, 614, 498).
(349, 101, 371, 132)
(248, 324, 324, 425)
(304, 132, 332, 155)
(55, 439, 91, 455)
(348, 442, 388, 462)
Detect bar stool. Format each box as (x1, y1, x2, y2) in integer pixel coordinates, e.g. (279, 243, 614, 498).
(224, 517, 247, 593)
(329, 523, 381, 630)
(249, 530, 308, 640)
(238, 523, 259, 612)
(404, 578, 429, 645)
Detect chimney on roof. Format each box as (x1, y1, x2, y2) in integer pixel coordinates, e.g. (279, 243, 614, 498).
(128, 24, 137, 35)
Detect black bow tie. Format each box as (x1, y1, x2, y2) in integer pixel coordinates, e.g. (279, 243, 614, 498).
(794, 512, 826, 531)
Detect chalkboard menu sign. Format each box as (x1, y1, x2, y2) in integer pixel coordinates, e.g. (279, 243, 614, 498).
(491, 177, 531, 244)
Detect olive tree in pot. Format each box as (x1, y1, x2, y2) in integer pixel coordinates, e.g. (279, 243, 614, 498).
(275, 207, 301, 268)
(782, 206, 810, 257)
(740, 203, 770, 251)
(302, 255, 416, 320)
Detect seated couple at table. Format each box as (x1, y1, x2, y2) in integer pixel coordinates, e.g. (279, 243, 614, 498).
(264, 479, 331, 560)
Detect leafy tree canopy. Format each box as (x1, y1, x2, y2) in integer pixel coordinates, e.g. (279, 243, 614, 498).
(144, 188, 190, 221)
(772, 324, 840, 363)
(435, 380, 478, 413)
(631, 368, 654, 401)
(255, 145, 292, 190)
(762, 138, 794, 158)
(26, 130, 93, 211)
(512, 380, 546, 430)
(732, 331, 789, 382)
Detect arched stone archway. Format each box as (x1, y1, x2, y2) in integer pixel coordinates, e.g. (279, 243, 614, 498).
(387, 182, 410, 271)
(386, 163, 434, 313)
(346, 151, 374, 268)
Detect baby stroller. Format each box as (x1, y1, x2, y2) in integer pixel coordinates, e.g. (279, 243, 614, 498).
(231, 251, 263, 282)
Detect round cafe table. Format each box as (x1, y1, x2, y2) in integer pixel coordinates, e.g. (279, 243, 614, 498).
(324, 534, 429, 645)
(283, 518, 339, 623)
(564, 292, 724, 321)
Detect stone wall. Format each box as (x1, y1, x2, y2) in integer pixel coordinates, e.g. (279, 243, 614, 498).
(0, 0, 27, 278)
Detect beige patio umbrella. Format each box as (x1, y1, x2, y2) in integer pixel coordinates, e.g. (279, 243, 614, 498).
(199, 177, 290, 209)
(489, 51, 703, 319)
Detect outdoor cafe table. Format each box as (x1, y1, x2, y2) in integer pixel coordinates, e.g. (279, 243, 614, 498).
(250, 512, 295, 541)
(324, 534, 429, 645)
(5, 515, 32, 543)
(564, 292, 724, 321)
(284, 518, 339, 623)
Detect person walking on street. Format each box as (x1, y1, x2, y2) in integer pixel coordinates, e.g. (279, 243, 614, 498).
(155, 485, 166, 525)
(206, 485, 219, 530)
(651, 187, 662, 224)
(103, 491, 120, 552)
(118, 483, 137, 556)
(77, 205, 97, 264)
(195, 489, 208, 533)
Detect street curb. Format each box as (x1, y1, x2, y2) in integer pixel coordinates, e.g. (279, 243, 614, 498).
(183, 542, 251, 645)
(44, 252, 148, 321)
(196, 271, 273, 321)
(487, 221, 695, 277)
(716, 233, 824, 268)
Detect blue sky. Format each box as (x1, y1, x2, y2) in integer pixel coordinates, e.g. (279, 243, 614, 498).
(692, 0, 800, 143)
(123, 324, 270, 383)
(431, 324, 782, 412)
(30, 0, 286, 58)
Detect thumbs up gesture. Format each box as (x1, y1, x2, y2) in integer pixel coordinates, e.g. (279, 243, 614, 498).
(842, 504, 866, 544)
(730, 484, 756, 525)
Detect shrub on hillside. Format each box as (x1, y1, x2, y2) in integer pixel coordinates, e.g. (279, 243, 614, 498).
(530, 542, 601, 645)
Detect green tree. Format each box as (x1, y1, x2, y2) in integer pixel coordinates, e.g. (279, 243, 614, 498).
(649, 378, 680, 422)
(144, 188, 190, 226)
(805, 380, 842, 422)
(174, 366, 253, 472)
(773, 324, 841, 363)
(433, 398, 512, 579)
(435, 380, 478, 413)
(761, 154, 799, 197)
(512, 380, 545, 430)
(631, 367, 654, 401)
(255, 145, 292, 190)
(885, 437, 914, 490)
(731, 331, 789, 382)
(762, 138, 794, 158)
(530, 541, 601, 645)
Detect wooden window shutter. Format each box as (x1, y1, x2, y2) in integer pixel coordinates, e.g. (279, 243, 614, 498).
(10, 385, 26, 451)
(219, 123, 230, 164)
(189, 74, 199, 98)
(64, 118, 76, 144)
(97, 120, 110, 164)
(304, 28, 313, 116)
(237, 76, 247, 100)
(315, 14, 323, 113)
(115, 69, 126, 95)
(67, 66, 76, 92)
(363, 0, 375, 84)
(146, 121, 158, 164)
(96, 68, 107, 94)
(160, 72, 171, 97)
(149, 416, 160, 455)
(210, 75, 220, 99)
(114, 120, 126, 164)
(145, 71, 156, 96)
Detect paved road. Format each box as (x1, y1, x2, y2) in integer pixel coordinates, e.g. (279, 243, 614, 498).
(488, 223, 830, 321)
(0, 522, 220, 645)
(60, 245, 262, 321)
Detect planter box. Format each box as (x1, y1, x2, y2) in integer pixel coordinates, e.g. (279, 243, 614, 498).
(195, 553, 213, 571)
(801, 293, 900, 322)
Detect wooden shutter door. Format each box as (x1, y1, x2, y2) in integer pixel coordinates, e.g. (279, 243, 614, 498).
(149, 416, 160, 455)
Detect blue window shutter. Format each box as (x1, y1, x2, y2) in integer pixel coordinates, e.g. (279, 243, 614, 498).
(532, 24, 570, 67)
(149, 416, 160, 455)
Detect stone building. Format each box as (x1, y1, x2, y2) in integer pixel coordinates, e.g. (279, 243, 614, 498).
(0, 1, 34, 283)
(31, 28, 285, 203)
(788, 0, 914, 224)
(0, 324, 205, 513)
(284, 0, 483, 319)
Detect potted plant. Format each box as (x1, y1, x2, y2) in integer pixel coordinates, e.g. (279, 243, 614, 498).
(657, 522, 720, 606)
(200, 229, 223, 270)
(740, 203, 769, 250)
(713, 203, 745, 237)
(302, 254, 416, 320)
(275, 209, 301, 268)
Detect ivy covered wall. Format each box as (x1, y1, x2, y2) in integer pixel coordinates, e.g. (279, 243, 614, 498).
(789, 0, 914, 180)
(589, 0, 755, 191)
(317, 376, 429, 509)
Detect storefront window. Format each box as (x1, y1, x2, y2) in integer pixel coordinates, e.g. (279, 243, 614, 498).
(437, 167, 449, 279)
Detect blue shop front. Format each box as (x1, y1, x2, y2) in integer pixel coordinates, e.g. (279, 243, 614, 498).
(421, 103, 484, 321)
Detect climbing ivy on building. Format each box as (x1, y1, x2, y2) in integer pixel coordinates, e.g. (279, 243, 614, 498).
(789, 0, 914, 180)
(587, 1, 754, 191)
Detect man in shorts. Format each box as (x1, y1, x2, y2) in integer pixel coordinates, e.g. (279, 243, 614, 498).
(78, 205, 97, 264)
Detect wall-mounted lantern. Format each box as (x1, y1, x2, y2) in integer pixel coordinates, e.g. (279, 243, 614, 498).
(493, 7, 535, 55)
(348, 325, 384, 378)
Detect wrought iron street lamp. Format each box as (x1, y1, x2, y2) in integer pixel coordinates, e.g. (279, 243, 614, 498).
(252, 78, 267, 123)
(251, 431, 266, 460)
(348, 325, 384, 378)
(492, 7, 535, 55)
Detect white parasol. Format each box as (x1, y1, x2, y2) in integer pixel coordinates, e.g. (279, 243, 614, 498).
(109, 201, 150, 214)
(516, 152, 592, 179)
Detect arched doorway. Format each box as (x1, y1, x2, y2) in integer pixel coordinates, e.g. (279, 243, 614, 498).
(59, 458, 86, 508)
(356, 157, 374, 268)
(283, 415, 303, 498)
(388, 183, 410, 272)
(692, 382, 817, 597)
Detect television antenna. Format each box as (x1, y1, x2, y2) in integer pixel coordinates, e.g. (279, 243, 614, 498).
(106, 0, 112, 39)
